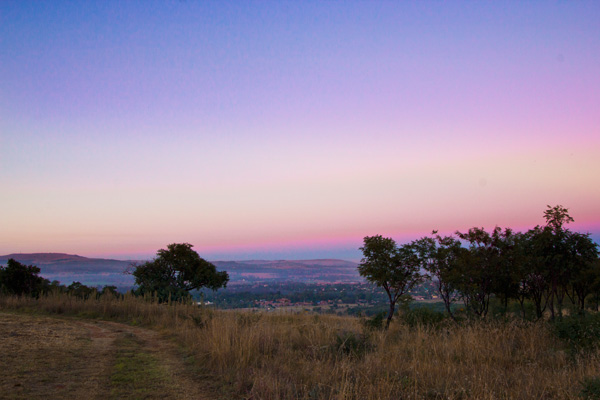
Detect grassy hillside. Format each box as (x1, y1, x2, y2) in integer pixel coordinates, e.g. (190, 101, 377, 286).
(1, 293, 599, 399)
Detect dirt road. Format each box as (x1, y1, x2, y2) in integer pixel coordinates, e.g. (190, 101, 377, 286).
(0, 312, 212, 399)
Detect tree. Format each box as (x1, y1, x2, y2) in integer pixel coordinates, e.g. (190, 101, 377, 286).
(358, 235, 422, 329)
(132, 243, 229, 302)
(454, 227, 505, 318)
(67, 281, 95, 299)
(412, 232, 464, 320)
(535, 205, 578, 318)
(0, 258, 47, 297)
(563, 232, 599, 313)
(489, 228, 523, 313)
(100, 285, 120, 298)
(544, 204, 574, 234)
(515, 205, 598, 319)
(519, 225, 551, 319)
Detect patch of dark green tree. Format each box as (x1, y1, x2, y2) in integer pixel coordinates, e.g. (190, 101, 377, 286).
(0, 258, 123, 299)
(359, 205, 600, 328)
(131, 243, 229, 302)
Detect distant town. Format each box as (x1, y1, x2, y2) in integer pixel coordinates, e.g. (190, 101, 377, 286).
(199, 281, 441, 316)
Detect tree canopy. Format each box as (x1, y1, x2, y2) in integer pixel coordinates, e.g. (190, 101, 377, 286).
(0, 258, 47, 296)
(132, 243, 229, 302)
(359, 235, 421, 328)
(361, 205, 599, 321)
(412, 232, 463, 320)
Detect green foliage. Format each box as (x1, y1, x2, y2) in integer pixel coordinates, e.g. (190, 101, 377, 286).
(523, 206, 599, 319)
(401, 305, 447, 328)
(0, 260, 116, 300)
(566, 234, 600, 312)
(361, 311, 386, 331)
(454, 226, 514, 318)
(67, 281, 95, 299)
(580, 377, 600, 399)
(0, 258, 47, 296)
(359, 206, 598, 325)
(412, 233, 463, 320)
(552, 313, 600, 354)
(132, 243, 229, 302)
(359, 235, 422, 328)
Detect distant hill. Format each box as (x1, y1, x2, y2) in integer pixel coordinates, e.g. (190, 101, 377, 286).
(0, 253, 362, 287)
(0, 253, 133, 274)
(0, 253, 134, 288)
(0, 253, 90, 263)
(213, 259, 361, 284)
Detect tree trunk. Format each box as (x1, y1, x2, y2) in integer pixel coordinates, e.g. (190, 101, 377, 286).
(443, 297, 456, 321)
(557, 289, 565, 318)
(548, 291, 555, 320)
(386, 301, 396, 330)
(518, 297, 526, 319)
(439, 286, 455, 321)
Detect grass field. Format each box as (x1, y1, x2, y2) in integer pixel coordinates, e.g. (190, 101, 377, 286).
(0, 311, 214, 400)
(1, 293, 599, 399)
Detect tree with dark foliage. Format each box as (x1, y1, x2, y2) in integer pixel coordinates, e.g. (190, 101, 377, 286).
(0, 258, 47, 296)
(359, 235, 421, 329)
(132, 243, 229, 302)
(413, 232, 464, 321)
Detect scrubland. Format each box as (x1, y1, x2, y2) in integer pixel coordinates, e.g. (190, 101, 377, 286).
(1, 293, 599, 399)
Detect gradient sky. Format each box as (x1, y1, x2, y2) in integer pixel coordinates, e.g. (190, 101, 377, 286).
(1, 1, 599, 261)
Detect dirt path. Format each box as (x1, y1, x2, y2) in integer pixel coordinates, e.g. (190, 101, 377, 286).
(0, 312, 212, 399)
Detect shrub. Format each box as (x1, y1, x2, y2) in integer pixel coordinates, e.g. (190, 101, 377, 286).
(361, 311, 386, 331)
(580, 377, 600, 399)
(552, 313, 600, 354)
(0, 259, 47, 297)
(401, 305, 447, 328)
(334, 330, 373, 357)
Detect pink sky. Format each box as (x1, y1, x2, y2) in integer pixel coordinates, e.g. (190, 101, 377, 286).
(1, 2, 599, 260)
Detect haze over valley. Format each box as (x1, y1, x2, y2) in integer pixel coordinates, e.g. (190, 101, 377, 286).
(0, 253, 361, 288)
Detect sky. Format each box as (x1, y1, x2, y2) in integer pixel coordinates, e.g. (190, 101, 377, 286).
(1, 1, 599, 261)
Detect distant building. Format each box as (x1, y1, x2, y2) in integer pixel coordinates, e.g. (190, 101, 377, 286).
(277, 298, 291, 306)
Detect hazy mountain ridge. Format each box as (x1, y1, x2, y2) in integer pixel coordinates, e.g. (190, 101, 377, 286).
(0, 253, 133, 274)
(0, 253, 135, 287)
(0, 253, 93, 264)
(213, 259, 361, 284)
(0, 253, 362, 286)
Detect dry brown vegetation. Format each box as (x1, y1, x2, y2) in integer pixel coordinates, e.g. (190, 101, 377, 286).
(1, 293, 599, 399)
(0, 301, 214, 399)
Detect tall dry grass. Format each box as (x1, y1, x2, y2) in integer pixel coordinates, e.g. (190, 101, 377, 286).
(1, 293, 597, 399)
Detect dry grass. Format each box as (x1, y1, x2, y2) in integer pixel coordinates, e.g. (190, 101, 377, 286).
(0, 312, 112, 399)
(2, 293, 599, 399)
(0, 299, 214, 399)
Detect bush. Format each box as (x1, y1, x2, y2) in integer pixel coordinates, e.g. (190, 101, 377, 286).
(334, 330, 373, 357)
(361, 311, 386, 331)
(0, 259, 47, 297)
(552, 313, 600, 354)
(580, 377, 600, 399)
(401, 306, 447, 328)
